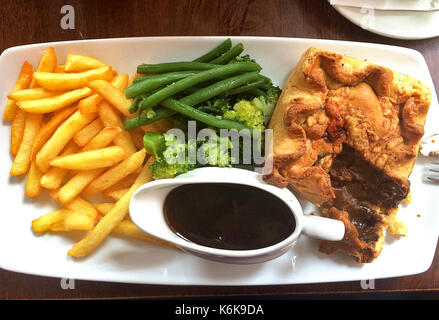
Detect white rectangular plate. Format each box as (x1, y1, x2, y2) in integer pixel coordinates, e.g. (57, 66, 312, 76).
(1, 36, 438, 286)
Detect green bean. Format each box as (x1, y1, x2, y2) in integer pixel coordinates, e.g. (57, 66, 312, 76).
(180, 72, 262, 106)
(139, 62, 261, 113)
(132, 75, 149, 84)
(161, 98, 252, 132)
(197, 105, 223, 115)
(124, 72, 262, 129)
(133, 72, 200, 84)
(181, 86, 201, 95)
(193, 38, 232, 63)
(209, 43, 244, 65)
(132, 73, 192, 84)
(226, 78, 268, 96)
(246, 88, 266, 97)
(125, 71, 200, 99)
(258, 82, 274, 90)
(125, 70, 259, 129)
(124, 107, 177, 131)
(128, 96, 143, 114)
(125, 72, 260, 127)
(136, 62, 220, 74)
(180, 77, 232, 94)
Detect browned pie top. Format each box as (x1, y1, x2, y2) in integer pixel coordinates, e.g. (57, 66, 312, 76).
(262, 47, 431, 262)
(263, 47, 431, 206)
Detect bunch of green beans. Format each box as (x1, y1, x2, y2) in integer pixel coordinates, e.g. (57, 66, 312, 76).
(124, 38, 271, 131)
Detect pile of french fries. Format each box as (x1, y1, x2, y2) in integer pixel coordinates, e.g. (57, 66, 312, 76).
(4, 47, 175, 258)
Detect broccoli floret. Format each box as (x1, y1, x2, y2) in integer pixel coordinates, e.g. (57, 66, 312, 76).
(143, 133, 196, 180)
(142, 132, 166, 159)
(212, 98, 231, 114)
(197, 135, 234, 167)
(242, 86, 282, 125)
(216, 85, 281, 163)
(212, 84, 281, 130)
(223, 99, 265, 132)
(230, 54, 256, 64)
(169, 113, 190, 132)
(143, 132, 233, 180)
(260, 86, 281, 124)
(149, 158, 197, 180)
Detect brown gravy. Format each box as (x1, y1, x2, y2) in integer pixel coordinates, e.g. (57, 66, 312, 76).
(163, 183, 296, 250)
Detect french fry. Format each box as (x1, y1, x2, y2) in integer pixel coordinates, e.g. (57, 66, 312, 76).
(68, 156, 155, 257)
(111, 74, 129, 92)
(79, 126, 121, 152)
(17, 87, 92, 113)
(54, 65, 65, 73)
(68, 198, 98, 220)
(95, 202, 115, 216)
(50, 146, 126, 170)
(5, 47, 56, 165)
(24, 160, 44, 197)
(36, 110, 96, 172)
(58, 168, 105, 205)
(87, 79, 132, 118)
(31, 105, 78, 159)
(3, 61, 33, 120)
(73, 118, 104, 146)
(50, 189, 98, 220)
(78, 94, 102, 115)
(129, 129, 145, 150)
(112, 220, 177, 249)
(8, 88, 63, 101)
(40, 141, 79, 189)
(29, 46, 57, 88)
(32, 209, 94, 233)
(106, 188, 129, 201)
(101, 168, 140, 198)
(10, 113, 43, 175)
(83, 149, 146, 195)
(33, 66, 113, 91)
(78, 74, 128, 114)
(140, 122, 164, 134)
(10, 48, 57, 170)
(98, 101, 137, 156)
(58, 127, 122, 204)
(154, 118, 175, 133)
(64, 54, 107, 72)
(10, 109, 27, 157)
(7, 49, 166, 256)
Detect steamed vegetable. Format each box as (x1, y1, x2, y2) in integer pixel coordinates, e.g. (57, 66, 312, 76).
(209, 43, 244, 64)
(137, 62, 261, 115)
(143, 132, 233, 180)
(193, 38, 233, 63)
(124, 38, 282, 180)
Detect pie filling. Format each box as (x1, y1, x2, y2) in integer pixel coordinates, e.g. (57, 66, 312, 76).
(319, 145, 410, 262)
(328, 146, 410, 209)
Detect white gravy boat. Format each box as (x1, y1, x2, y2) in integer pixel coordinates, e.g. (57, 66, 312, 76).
(129, 167, 345, 264)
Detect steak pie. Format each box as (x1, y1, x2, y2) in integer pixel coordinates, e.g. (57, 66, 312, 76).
(263, 47, 431, 263)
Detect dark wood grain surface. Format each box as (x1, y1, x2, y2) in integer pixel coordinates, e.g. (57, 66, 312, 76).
(1, 0, 438, 299)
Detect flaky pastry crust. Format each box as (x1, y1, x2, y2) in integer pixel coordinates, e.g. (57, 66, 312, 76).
(263, 47, 431, 262)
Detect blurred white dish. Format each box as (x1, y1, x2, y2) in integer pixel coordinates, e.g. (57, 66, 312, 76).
(332, 4, 439, 39)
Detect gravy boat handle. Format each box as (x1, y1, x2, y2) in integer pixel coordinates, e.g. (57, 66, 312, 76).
(301, 214, 345, 241)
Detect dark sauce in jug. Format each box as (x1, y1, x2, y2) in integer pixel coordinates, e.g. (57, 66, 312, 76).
(163, 183, 296, 250)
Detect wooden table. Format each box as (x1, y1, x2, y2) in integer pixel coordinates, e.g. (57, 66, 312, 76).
(1, 0, 438, 300)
